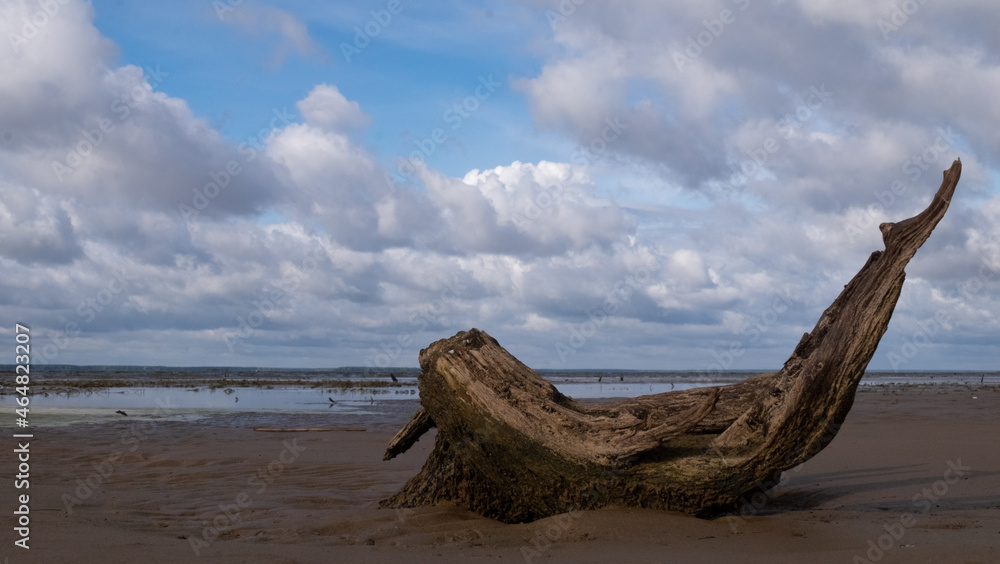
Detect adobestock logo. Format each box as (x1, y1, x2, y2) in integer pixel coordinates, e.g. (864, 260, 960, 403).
(339, 0, 410, 63)
(50, 65, 169, 182)
(396, 74, 501, 177)
(6, 0, 72, 53)
(846, 127, 959, 242)
(853, 460, 970, 563)
(672, 0, 751, 72)
(877, 0, 929, 41)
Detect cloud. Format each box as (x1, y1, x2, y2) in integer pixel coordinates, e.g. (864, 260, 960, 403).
(0, 2, 288, 266)
(0, 2, 659, 368)
(0, 0, 996, 371)
(442, 160, 634, 255)
(0, 182, 81, 264)
(513, 0, 1000, 201)
(296, 84, 370, 133)
(506, 0, 1000, 366)
(264, 122, 409, 251)
(0, 0, 117, 133)
(217, 3, 329, 67)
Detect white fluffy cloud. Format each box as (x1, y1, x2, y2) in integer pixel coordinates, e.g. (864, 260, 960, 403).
(297, 84, 370, 133)
(0, 0, 996, 370)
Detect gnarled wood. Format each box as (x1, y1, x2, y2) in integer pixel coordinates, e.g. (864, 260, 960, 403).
(384, 407, 434, 461)
(382, 160, 962, 523)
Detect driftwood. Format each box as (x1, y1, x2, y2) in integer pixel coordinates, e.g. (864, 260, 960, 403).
(382, 160, 962, 523)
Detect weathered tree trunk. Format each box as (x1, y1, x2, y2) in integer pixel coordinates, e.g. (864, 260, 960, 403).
(382, 160, 962, 523)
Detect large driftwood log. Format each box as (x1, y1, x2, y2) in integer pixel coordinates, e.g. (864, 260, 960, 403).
(382, 160, 962, 523)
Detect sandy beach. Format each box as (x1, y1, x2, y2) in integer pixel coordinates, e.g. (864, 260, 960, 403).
(4, 384, 999, 563)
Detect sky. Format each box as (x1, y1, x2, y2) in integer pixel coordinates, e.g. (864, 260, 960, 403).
(1, 0, 998, 371)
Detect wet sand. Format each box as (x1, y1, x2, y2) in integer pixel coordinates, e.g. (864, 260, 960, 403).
(4, 385, 999, 563)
